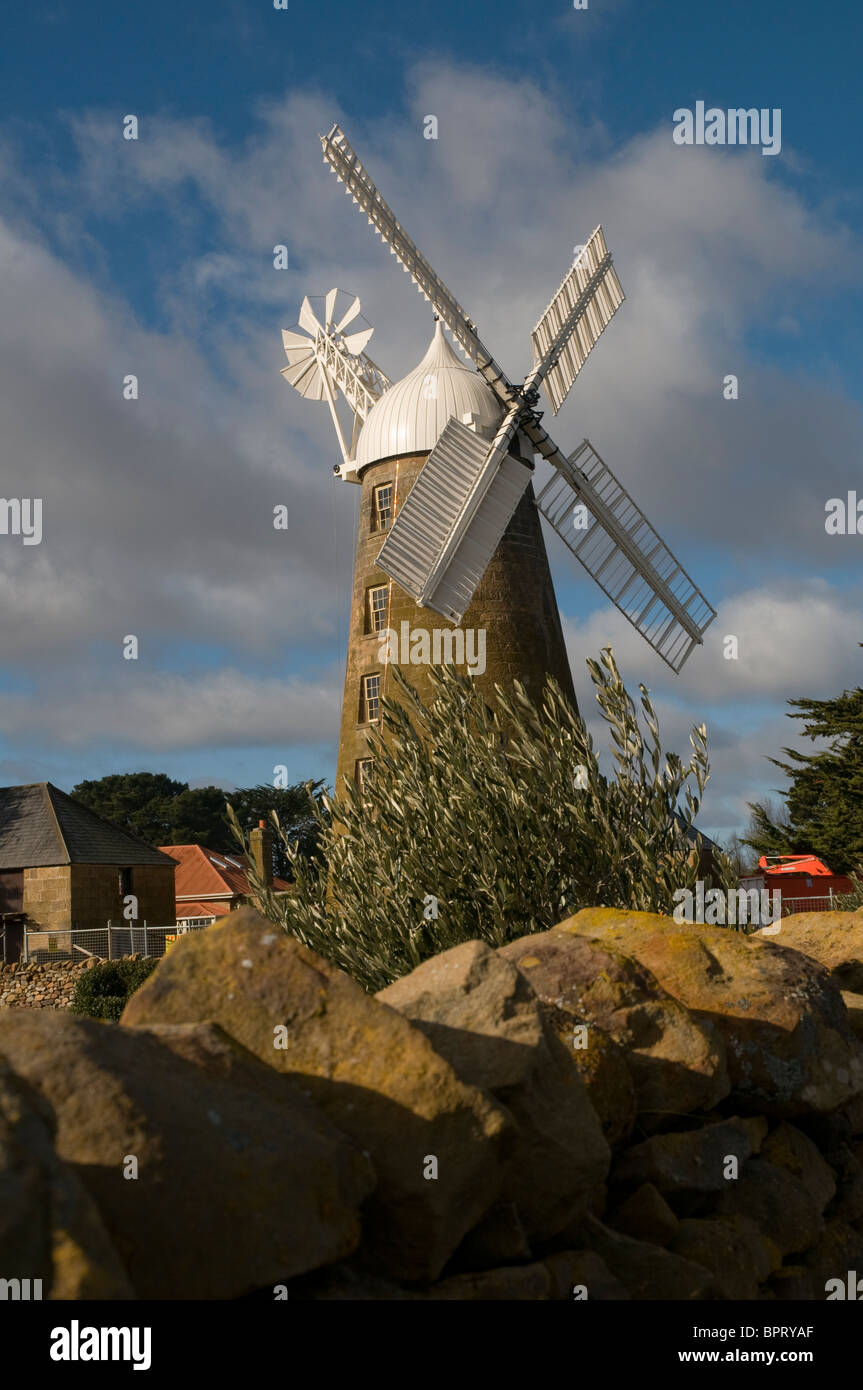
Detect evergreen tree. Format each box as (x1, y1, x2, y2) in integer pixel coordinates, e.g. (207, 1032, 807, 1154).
(71, 772, 327, 874)
(744, 658, 863, 874)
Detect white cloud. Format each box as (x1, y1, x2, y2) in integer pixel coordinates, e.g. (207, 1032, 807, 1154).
(0, 669, 341, 750)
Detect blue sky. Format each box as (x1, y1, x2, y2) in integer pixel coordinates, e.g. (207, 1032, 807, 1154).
(0, 0, 861, 845)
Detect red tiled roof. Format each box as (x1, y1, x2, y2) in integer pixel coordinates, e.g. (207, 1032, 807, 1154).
(159, 844, 292, 900)
(175, 900, 228, 920)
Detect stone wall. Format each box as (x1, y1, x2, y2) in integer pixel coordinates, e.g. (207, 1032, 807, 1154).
(0, 959, 93, 1010)
(12, 907, 863, 1299)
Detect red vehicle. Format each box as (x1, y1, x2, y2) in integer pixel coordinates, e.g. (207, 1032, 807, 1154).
(739, 854, 853, 914)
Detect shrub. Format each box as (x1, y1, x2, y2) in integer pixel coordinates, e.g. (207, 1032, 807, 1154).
(230, 649, 735, 992)
(70, 957, 158, 1022)
(836, 869, 863, 911)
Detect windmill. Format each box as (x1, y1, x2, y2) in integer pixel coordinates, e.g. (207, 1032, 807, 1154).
(281, 288, 391, 470)
(288, 123, 716, 676)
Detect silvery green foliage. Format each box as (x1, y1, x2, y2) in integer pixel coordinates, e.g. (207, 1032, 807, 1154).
(836, 871, 863, 910)
(230, 649, 735, 992)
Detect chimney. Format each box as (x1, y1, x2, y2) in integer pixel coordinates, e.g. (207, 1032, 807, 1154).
(249, 819, 274, 889)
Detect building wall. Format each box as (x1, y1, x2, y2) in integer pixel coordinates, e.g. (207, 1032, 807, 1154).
(70, 863, 176, 929)
(22, 865, 73, 933)
(335, 452, 576, 796)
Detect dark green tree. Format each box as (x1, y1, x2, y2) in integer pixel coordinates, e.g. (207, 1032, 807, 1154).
(71, 771, 328, 875)
(744, 665, 863, 874)
(229, 782, 328, 876)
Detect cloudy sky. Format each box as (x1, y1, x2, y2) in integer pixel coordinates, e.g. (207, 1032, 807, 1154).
(0, 0, 861, 845)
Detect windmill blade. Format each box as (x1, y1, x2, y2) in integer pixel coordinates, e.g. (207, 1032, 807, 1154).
(335, 294, 363, 333)
(376, 410, 531, 625)
(320, 124, 514, 404)
(530, 227, 625, 414)
(280, 328, 327, 399)
(298, 295, 320, 336)
(534, 440, 716, 673)
(342, 325, 375, 356)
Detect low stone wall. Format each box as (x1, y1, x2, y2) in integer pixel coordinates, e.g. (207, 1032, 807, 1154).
(0, 958, 97, 1010)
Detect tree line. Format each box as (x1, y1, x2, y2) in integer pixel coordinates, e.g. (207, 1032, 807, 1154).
(71, 772, 326, 879)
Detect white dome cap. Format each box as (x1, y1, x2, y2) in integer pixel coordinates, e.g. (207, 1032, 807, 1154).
(353, 320, 503, 472)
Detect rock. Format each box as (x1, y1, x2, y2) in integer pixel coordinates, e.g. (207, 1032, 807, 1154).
(544, 1005, 636, 1148)
(426, 1261, 553, 1300)
(288, 1263, 420, 1300)
(612, 1117, 767, 1195)
(801, 1219, 863, 1297)
(843, 1093, 863, 1136)
(378, 940, 609, 1242)
(670, 1215, 773, 1300)
(450, 1202, 532, 1270)
(0, 1057, 133, 1299)
(575, 1213, 714, 1299)
(120, 909, 513, 1282)
(500, 929, 729, 1123)
(557, 909, 863, 1116)
(715, 1158, 823, 1261)
(0, 1009, 373, 1299)
(760, 1121, 836, 1213)
(544, 1249, 630, 1300)
(842, 992, 863, 1042)
(425, 1249, 629, 1300)
(760, 913, 863, 992)
(770, 1265, 816, 1301)
(826, 1144, 863, 1224)
(608, 1182, 679, 1246)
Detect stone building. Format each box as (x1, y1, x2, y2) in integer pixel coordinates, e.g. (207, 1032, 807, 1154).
(335, 321, 575, 798)
(0, 782, 176, 962)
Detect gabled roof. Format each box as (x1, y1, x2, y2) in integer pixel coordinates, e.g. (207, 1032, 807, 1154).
(0, 783, 176, 870)
(159, 843, 292, 899)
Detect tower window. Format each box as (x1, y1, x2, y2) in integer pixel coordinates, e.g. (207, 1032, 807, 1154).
(366, 584, 389, 634)
(372, 483, 393, 531)
(360, 672, 381, 723)
(356, 758, 375, 798)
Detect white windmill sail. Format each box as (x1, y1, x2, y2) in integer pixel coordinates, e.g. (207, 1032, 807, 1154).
(320, 125, 514, 400)
(529, 226, 625, 414)
(376, 411, 531, 625)
(534, 439, 716, 672)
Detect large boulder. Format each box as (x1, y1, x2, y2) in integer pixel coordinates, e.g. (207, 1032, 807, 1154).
(556, 909, 863, 1116)
(0, 1057, 133, 1299)
(0, 1009, 373, 1298)
(378, 940, 610, 1242)
(121, 909, 513, 1282)
(759, 913, 863, 992)
(500, 930, 729, 1122)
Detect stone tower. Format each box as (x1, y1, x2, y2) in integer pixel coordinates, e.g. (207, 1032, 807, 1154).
(335, 322, 575, 798)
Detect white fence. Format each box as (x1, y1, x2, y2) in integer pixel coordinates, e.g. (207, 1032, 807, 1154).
(22, 921, 207, 963)
(781, 893, 843, 915)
